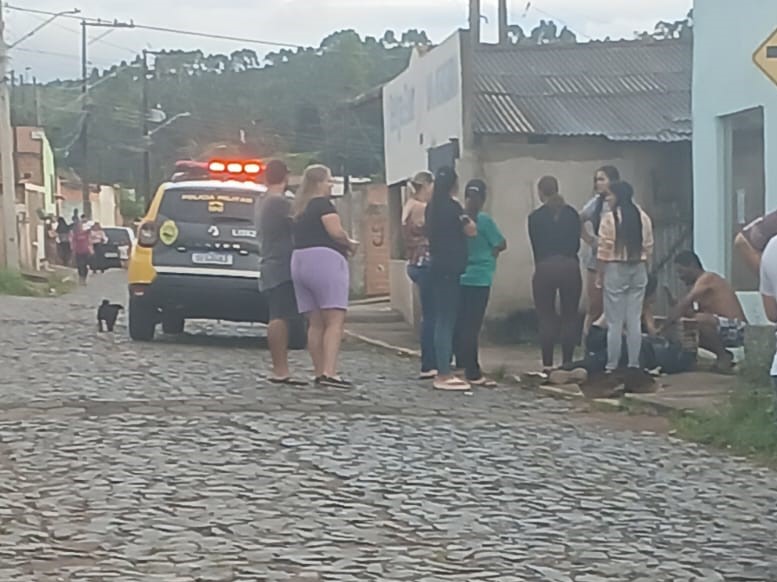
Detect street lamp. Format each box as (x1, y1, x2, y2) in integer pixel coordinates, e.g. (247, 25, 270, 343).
(148, 112, 191, 138)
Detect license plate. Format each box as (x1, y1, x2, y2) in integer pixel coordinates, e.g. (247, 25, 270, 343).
(192, 252, 233, 266)
(104, 252, 119, 258)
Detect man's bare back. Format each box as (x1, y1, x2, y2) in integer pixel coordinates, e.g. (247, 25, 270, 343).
(691, 272, 746, 321)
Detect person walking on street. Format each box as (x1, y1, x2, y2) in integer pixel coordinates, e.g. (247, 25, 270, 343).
(454, 179, 506, 387)
(425, 166, 477, 391)
(403, 171, 436, 379)
(291, 165, 358, 389)
(528, 176, 582, 372)
(597, 180, 654, 387)
(581, 166, 620, 336)
(259, 160, 307, 386)
(70, 221, 94, 285)
(89, 222, 109, 273)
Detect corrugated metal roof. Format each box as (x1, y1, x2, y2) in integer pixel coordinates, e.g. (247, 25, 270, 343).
(473, 39, 692, 142)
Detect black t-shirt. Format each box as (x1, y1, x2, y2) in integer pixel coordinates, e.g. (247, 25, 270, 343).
(425, 196, 468, 276)
(292, 196, 345, 256)
(528, 204, 581, 263)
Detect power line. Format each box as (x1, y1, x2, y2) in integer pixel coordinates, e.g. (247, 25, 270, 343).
(7, 5, 301, 49)
(6, 4, 413, 60)
(12, 11, 138, 54)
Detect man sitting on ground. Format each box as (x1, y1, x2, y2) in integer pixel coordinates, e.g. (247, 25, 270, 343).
(661, 251, 747, 371)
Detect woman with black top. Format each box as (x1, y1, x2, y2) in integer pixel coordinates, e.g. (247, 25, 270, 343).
(425, 166, 477, 391)
(291, 164, 359, 389)
(528, 176, 582, 371)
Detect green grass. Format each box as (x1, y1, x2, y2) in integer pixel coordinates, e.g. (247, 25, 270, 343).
(674, 381, 777, 461)
(0, 269, 75, 297)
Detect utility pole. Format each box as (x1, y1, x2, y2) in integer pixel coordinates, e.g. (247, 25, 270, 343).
(32, 76, 39, 126)
(0, 0, 19, 269)
(80, 18, 135, 220)
(80, 19, 90, 219)
(142, 50, 150, 207)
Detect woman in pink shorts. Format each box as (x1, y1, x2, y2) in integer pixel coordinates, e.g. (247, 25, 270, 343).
(291, 165, 359, 389)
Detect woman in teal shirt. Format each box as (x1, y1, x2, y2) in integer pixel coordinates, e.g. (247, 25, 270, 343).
(454, 179, 507, 386)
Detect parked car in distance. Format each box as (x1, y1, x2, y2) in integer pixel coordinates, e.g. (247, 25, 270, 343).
(104, 227, 137, 262)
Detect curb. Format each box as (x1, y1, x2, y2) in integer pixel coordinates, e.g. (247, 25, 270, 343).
(344, 330, 421, 358)
(344, 329, 685, 417)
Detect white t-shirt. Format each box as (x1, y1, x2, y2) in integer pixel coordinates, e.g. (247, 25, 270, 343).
(758, 236, 777, 375)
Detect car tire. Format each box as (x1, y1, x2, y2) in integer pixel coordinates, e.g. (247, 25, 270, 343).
(129, 297, 156, 341)
(288, 316, 308, 350)
(162, 315, 185, 335)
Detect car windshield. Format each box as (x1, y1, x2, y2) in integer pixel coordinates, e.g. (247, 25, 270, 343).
(158, 188, 259, 224)
(104, 228, 131, 245)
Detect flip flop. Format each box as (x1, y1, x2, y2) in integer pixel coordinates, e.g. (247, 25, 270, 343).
(269, 377, 309, 386)
(433, 377, 471, 391)
(419, 370, 437, 380)
(470, 377, 498, 388)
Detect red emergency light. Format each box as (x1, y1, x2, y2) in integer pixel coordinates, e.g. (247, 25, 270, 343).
(171, 159, 265, 182)
(208, 160, 264, 176)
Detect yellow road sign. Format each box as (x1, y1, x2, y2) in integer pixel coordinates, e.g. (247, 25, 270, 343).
(754, 27, 777, 87)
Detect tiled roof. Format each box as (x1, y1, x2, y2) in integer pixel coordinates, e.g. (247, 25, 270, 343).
(473, 39, 692, 142)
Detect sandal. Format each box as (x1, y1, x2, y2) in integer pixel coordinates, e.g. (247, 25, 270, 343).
(269, 377, 309, 386)
(470, 377, 498, 388)
(419, 370, 437, 380)
(433, 377, 471, 391)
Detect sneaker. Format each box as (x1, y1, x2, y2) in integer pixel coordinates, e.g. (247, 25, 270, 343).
(318, 376, 353, 389)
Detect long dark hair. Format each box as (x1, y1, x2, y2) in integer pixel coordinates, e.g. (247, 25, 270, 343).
(610, 180, 643, 260)
(592, 165, 620, 235)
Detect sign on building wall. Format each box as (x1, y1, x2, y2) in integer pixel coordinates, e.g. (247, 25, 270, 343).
(382, 32, 464, 185)
(753, 27, 777, 87)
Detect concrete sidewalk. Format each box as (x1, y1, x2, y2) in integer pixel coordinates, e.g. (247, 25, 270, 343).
(346, 301, 737, 415)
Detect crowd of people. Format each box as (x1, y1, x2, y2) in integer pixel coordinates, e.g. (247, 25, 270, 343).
(255, 159, 776, 399)
(48, 211, 110, 285)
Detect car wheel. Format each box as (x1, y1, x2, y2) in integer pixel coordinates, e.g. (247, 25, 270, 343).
(162, 315, 185, 335)
(129, 297, 156, 341)
(288, 316, 308, 350)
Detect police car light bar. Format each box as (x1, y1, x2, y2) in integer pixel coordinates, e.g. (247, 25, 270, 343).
(207, 160, 264, 176)
(171, 159, 265, 182)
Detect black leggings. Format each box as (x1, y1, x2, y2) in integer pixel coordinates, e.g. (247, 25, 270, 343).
(454, 285, 491, 381)
(75, 253, 90, 280)
(532, 256, 582, 368)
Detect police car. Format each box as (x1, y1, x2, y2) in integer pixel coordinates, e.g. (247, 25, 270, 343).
(127, 159, 305, 345)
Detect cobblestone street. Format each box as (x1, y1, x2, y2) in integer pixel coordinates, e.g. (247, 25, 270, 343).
(1, 271, 776, 581)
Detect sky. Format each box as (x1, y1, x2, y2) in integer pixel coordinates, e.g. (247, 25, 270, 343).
(6, 0, 692, 81)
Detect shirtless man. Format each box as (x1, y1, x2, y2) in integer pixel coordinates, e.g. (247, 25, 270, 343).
(661, 250, 746, 369)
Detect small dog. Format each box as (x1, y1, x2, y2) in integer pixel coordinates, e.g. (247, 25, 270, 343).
(98, 300, 123, 332)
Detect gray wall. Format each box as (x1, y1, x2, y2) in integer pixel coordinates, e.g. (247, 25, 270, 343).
(458, 135, 693, 316)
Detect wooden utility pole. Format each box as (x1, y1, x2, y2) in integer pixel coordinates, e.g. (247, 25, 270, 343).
(0, 0, 19, 269)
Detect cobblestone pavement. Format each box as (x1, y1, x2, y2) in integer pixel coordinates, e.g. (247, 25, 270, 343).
(1, 271, 776, 582)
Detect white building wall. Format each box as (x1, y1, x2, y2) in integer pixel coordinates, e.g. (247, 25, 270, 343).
(693, 0, 777, 320)
(383, 31, 464, 185)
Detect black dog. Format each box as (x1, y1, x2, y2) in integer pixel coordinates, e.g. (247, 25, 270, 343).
(98, 300, 123, 332)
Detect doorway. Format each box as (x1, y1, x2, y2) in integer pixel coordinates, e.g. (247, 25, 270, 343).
(723, 107, 765, 291)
